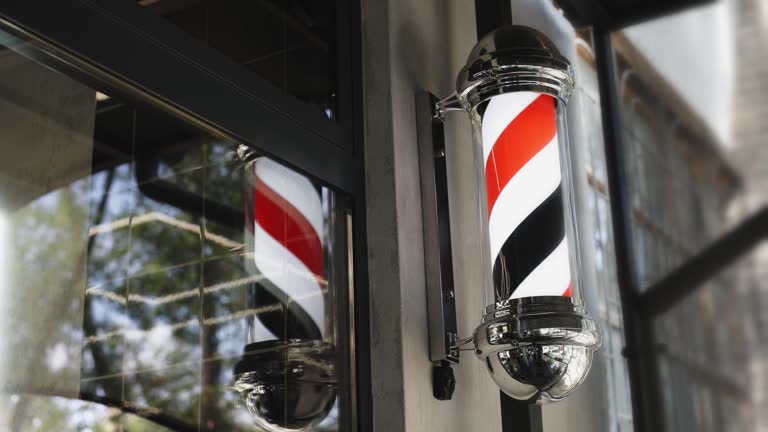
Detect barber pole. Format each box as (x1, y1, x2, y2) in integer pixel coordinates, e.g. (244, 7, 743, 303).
(244, 157, 326, 341)
(480, 92, 572, 302)
(234, 151, 337, 431)
(436, 25, 601, 401)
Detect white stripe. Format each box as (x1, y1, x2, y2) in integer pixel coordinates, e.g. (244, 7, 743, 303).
(481, 91, 540, 164)
(253, 158, 323, 241)
(488, 136, 562, 261)
(510, 238, 571, 299)
(253, 223, 325, 337)
(247, 313, 279, 343)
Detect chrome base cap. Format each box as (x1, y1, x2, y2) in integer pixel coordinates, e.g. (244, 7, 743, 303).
(232, 340, 337, 432)
(473, 297, 601, 402)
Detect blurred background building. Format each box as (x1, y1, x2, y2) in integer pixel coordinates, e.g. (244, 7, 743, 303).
(612, 0, 768, 430)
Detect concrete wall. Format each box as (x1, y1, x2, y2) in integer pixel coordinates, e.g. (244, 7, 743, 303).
(361, 0, 502, 430)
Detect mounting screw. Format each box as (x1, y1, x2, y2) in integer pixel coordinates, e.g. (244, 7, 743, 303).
(432, 361, 456, 400)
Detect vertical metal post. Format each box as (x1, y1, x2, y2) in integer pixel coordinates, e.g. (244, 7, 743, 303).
(348, 0, 372, 428)
(475, 0, 512, 37)
(473, 2, 546, 430)
(593, 29, 663, 432)
(500, 395, 543, 432)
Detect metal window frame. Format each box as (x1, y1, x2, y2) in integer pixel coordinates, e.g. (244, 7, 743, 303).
(0, 0, 361, 194)
(593, 29, 663, 432)
(556, 0, 712, 30)
(0, 1, 371, 431)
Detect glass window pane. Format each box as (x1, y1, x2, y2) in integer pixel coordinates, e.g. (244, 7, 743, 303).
(139, 0, 339, 121)
(0, 25, 350, 432)
(608, 1, 767, 431)
(611, 0, 766, 290)
(652, 246, 764, 432)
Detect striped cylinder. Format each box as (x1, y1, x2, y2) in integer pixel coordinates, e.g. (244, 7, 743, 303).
(244, 157, 326, 341)
(479, 91, 573, 302)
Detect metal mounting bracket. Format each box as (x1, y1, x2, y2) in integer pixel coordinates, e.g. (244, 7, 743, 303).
(416, 92, 459, 368)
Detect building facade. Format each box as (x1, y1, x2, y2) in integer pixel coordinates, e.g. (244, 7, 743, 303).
(0, 0, 764, 431)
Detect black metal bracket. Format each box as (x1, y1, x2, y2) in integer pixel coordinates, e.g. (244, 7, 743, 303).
(416, 92, 459, 369)
(417, 91, 459, 401)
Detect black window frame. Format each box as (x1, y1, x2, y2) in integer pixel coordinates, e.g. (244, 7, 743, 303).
(0, 0, 371, 431)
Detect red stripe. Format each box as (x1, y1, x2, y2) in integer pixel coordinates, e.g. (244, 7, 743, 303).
(563, 282, 572, 297)
(254, 178, 324, 277)
(485, 95, 557, 216)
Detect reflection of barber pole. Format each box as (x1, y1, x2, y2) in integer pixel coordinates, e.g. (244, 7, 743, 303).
(245, 157, 325, 341)
(480, 92, 572, 301)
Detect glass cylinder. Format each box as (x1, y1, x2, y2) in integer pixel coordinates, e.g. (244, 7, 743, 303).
(468, 92, 582, 308)
(437, 25, 601, 402)
(242, 155, 333, 345)
(234, 147, 337, 432)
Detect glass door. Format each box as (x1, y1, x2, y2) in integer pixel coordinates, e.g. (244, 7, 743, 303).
(0, 1, 361, 430)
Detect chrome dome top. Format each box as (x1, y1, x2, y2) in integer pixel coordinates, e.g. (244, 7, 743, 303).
(452, 25, 575, 111)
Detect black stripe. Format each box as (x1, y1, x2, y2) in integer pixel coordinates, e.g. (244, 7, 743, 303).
(476, 99, 489, 118)
(248, 276, 322, 341)
(492, 186, 566, 301)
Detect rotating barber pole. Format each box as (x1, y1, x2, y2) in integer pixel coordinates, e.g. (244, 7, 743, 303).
(437, 25, 601, 402)
(233, 147, 336, 432)
(483, 92, 572, 301)
(245, 156, 326, 341)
